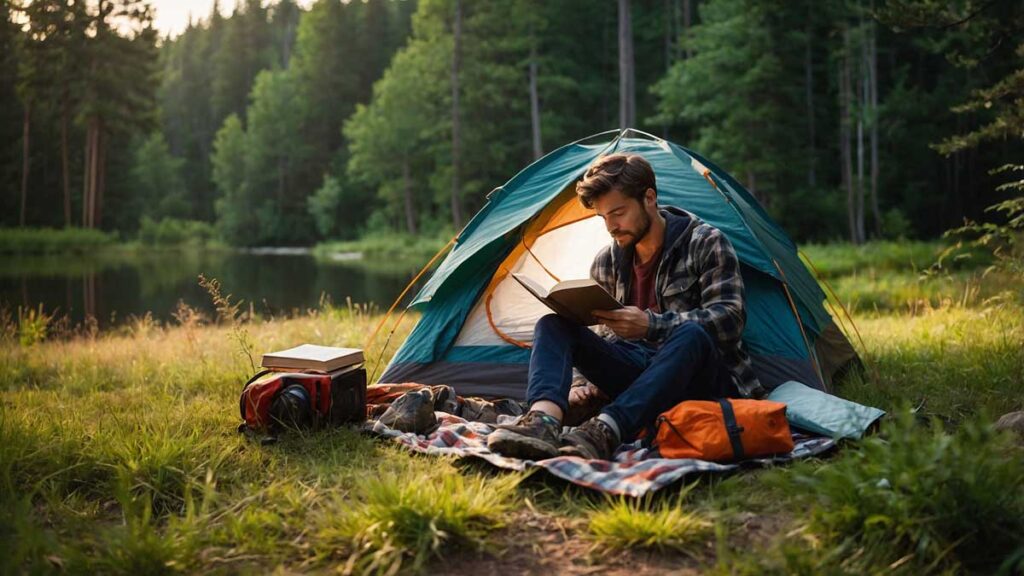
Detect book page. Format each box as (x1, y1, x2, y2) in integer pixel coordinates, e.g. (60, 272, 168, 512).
(511, 272, 551, 299)
(547, 281, 621, 325)
(512, 272, 580, 321)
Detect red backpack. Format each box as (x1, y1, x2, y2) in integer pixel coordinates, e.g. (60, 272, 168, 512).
(238, 367, 366, 436)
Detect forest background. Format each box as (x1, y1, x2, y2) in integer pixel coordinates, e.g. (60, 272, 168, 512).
(2, 0, 1021, 249)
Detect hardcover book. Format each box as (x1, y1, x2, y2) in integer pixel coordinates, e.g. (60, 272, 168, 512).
(512, 273, 622, 326)
(261, 344, 364, 372)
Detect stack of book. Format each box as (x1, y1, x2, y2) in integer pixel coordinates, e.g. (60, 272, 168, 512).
(260, 344, 365, 374)
(261, 344, 367, 419)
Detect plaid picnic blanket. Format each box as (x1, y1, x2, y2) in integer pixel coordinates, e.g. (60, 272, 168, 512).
(364, 411, 836, 497)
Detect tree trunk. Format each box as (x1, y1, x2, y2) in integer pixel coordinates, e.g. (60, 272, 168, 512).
(618, 0, 635, 129)
(682, 0, 693, 59)
(85, 117, 101, 229)
(529, 43, 543, 160)
(88, 121, 97, 229)
(83, 272, 96, 321)
(840, 29, 856, 244)
(402, 157, 417, 235)
(65, 276, 73, 321)
(954, 151, 962, 225)
(20, 101, 30, 228)
(95, 124, 106, 229)
(856, 26, 867, 243)
(942, 152, 951, 224)
(662, 0, 672, 138)
(868, 19, 881, 237)
(278, 158, 285, 205)
(663, 0, 672, 71)
(281, 15, 295, 68)
(856, 56, 865, 243)
(804, 10, 816, 188)
(82, 125, 91, 227)
(61, 99, 72, 228)
(450, 0, 463, 229)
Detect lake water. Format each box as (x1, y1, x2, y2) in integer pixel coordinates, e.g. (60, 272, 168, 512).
(1, 249, 425, 329)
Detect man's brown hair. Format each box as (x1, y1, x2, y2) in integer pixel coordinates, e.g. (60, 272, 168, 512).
(575, 153, 657, 209)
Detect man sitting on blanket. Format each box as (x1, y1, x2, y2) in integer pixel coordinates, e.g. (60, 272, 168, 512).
(487, 153, 765, 461)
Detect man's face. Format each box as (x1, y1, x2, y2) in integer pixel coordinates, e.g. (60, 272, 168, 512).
(592, 188, 654, 249)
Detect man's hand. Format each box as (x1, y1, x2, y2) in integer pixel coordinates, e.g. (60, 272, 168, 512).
(592, 306, 649, 340)
(566, 382, 609, 425)
(569, 382, 604, 405)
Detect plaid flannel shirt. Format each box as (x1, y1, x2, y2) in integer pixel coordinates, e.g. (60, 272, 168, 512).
(590, 207, 764, 399)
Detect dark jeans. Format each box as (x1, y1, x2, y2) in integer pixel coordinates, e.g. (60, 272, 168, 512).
(526, 314, 738, 440)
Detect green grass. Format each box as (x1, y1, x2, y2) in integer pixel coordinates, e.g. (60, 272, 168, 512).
(0, 226, 119, 254)
(587, 489, 712, 554)
(800, 240, 993, 278)
(319, 469, 522, 573)
(1, 243, 1023, 574)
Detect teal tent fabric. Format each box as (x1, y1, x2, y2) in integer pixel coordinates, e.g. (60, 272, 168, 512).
(379, 130, 858, 399)
(768, 381, 885, 439)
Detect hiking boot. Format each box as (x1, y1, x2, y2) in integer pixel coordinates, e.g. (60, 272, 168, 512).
(378, 388, 438, 434)
(559, 416, 620, 461)
(429, 385, 459, 415)
(487, 411, 561, 460)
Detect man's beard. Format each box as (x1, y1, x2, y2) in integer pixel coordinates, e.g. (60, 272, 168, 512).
(615, 209, 652, 249)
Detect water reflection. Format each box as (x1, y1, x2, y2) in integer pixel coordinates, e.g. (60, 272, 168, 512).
(1, 250, 423, 329)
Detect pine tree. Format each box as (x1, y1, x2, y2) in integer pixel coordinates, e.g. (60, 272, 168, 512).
(0, 3, 22, 224)
(652, 0, 802, 207)
(77, 0, 158, 230)
(212, 113, 254, 244)
(211, 0, 271, 123)
(345, 32, 450, 234)
(130, 131, 188, 219)
(244, 69, 308, 244)
(289, 0, 362, 191)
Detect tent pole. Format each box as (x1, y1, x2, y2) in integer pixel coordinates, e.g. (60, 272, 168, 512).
(619, 127, 666, 142)
(564, 128, 623, 148)
(368, 305, 413, 385)
(364, 234, 458, 352)
(486, 290, 531, 349)
(522, 236, 562, 283)
(699, 164, 833, 389)
(772, 257, 825, 387)
(798, 249, 878, 383)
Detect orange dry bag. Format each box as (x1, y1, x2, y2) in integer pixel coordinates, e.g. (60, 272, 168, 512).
(652, 398, 794, 462)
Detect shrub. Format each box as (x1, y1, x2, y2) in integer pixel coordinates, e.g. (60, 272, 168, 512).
(880, 208, 913, 240)
(938, 165, 1024, 278)
(138, 217, 218, 247)
(17, 304, 52, 347)
(791, 410, 1024, 574)
(307, 175, 345, 238)
(0, 227, 117, 254)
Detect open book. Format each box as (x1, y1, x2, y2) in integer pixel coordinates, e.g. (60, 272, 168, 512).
(261, 344, 364, 372)
(512, 272, 622, 326)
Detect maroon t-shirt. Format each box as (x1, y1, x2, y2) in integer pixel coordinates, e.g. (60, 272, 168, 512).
(628, 247, 662, 313)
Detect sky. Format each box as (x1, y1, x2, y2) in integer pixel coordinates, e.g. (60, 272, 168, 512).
(149, 0, 225, 38)
(150, 0, 312, 39)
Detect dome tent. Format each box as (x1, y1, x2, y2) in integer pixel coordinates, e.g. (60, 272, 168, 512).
(377, 129, 860, 399)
